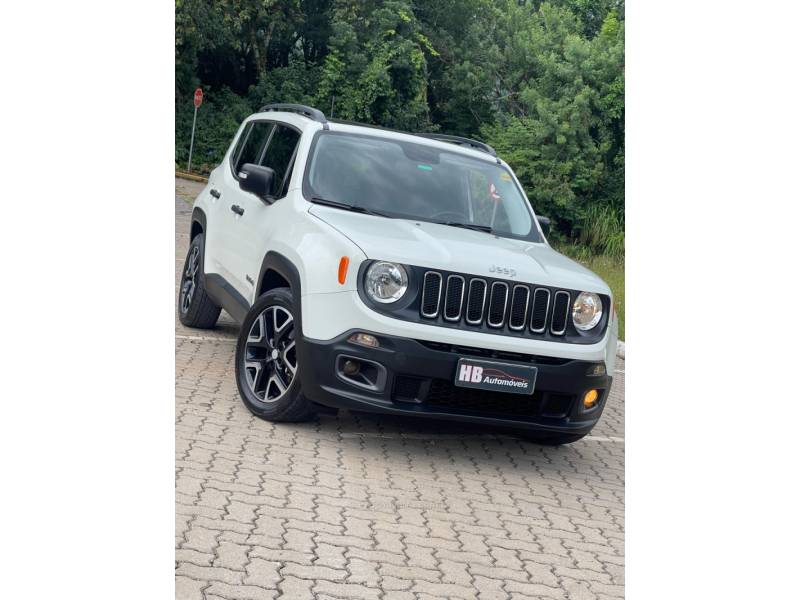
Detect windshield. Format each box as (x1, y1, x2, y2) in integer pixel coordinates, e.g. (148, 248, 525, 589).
(304, 132, 541, 242)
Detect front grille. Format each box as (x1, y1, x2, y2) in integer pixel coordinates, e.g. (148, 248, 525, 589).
(419, 269, 574, 338)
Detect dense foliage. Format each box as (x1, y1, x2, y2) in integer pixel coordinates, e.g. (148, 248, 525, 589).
(176, 0, 624, 254)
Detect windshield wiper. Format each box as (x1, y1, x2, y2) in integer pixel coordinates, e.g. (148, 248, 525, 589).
(309, 196, 392, 218)
(437, 221, 493, 234)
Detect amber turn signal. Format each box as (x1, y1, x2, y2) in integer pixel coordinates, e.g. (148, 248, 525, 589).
(583, 389, 599, 409)
(338, 256, 350, 284)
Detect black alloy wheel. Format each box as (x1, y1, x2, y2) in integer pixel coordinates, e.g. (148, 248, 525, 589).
(180, 245, 201, 315)
(234, 287, 316, 422)
(243, 305, 298, 402)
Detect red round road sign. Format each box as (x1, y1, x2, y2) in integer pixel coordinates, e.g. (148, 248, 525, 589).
(193, 88, 203, 108)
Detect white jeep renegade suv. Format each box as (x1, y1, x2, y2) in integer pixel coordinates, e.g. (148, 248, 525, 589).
(179, 103, 618, 445)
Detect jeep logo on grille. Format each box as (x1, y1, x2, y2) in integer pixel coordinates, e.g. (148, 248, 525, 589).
(489, 265, 516, 278)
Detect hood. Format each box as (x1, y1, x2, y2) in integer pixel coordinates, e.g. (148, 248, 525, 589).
(308, 206, 611, 295)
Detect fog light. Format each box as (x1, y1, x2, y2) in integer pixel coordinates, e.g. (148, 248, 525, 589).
(583, 389, 599, 409)
(342, 359, 360, 376)
(348, 332, 379, 348)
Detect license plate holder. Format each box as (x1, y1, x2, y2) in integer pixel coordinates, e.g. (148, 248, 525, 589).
(454, 358, 537, 395)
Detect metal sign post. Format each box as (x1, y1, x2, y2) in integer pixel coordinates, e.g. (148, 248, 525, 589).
(187, 88, 203, 172)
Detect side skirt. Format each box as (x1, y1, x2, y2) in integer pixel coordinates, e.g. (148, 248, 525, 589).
(205, 273, 251, 324)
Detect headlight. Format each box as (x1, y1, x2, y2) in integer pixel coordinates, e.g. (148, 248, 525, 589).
(365, 261, 408, 303)
(572, 292, 603, 331)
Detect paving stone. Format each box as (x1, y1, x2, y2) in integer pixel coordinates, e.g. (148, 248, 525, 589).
(175, 575, 208, 600)
(206, 582, 278, 600)
(280, 562, 347, 581)
(312, 580, 382, 600)
(175, 562, 244, 586)
(243, 558, 282, 589)
(214, 541, 250, 571)
(275, 575, 313, 598)
(411, 580, 478, 599)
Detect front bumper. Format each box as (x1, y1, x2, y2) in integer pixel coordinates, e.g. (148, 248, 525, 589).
(297, 329, 612, 434)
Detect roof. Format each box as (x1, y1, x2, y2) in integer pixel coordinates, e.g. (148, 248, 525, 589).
(254, 103, 500, 163)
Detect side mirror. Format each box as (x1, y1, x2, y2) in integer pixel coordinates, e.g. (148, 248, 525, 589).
(238, 163, 275, 202)
(537, 215, 551, 236)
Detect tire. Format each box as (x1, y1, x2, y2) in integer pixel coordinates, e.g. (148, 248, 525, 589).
(518, 432, 587, 446)
(178, 234, 222, 329)
(235, 287, 316, 422)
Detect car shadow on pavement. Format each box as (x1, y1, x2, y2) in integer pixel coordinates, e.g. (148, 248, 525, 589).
(298, 409, 601, 460)
(280, 411, 613, 485)
(335, 409, 525, 440)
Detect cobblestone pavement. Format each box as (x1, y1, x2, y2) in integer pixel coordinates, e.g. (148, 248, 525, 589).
(175, 179, 625, 599)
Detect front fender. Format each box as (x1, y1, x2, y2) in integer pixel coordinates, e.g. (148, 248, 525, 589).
(256, 207, 368, 303)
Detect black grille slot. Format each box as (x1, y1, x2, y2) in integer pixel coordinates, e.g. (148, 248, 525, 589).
(466, 279, 487, 324)
(530, 288, 550, 332)
(443, 275, 465, 321)
(487, 282, 508, 327)
(508, 285, 529, 330)
(550, 290, 570, 335)
(426, 379, 546, 418)
(420, 272, 442, 318)
(540, 393, 573, 418)
(393, 376, 424, 402)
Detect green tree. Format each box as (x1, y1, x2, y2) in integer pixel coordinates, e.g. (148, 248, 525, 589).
(480, 2, 624, 238)
(316, 0, 435, 130)
(415, 0, 498, 137)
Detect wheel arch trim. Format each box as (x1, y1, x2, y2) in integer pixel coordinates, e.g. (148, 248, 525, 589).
(257, 252, 303, 337)
(190, 207, 207, 240)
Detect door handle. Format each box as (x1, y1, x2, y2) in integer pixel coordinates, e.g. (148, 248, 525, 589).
(230, 204, 244, 216)
(210, 188, 221, 198)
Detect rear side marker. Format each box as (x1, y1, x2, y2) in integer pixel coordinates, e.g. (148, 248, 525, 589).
(338, 256, 350, 284)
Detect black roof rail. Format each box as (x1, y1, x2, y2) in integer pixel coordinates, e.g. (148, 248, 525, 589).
(259, 103, 328, 129)
(326, 118, 499, 160)
(415, 133, 497, 157)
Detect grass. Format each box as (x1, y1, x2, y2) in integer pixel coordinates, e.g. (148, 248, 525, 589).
(555, 245, 625, 340)
(578, 205, 625, 260)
